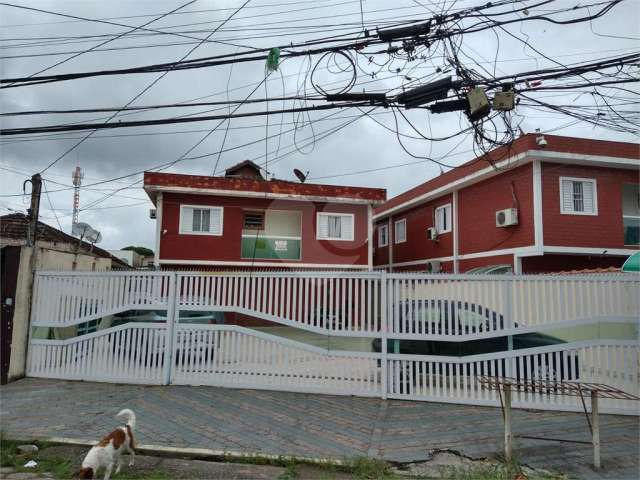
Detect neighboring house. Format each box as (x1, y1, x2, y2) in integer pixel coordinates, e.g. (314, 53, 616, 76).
(0, 213, 127, 384)
(373, 134, 639, 274)
(144, 160, 386, 270)
(140, 254, 155, 267)
(108, 249, 143, 267)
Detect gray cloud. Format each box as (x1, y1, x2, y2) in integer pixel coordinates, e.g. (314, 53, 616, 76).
(1, 0, 637, 250)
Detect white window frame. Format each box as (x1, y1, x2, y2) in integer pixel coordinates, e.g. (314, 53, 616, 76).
(179, 204, 224, 236)
(559, 177, 598, 216)
(394, 218, 407, 244)
(378, 224, 389, 247)
(435, 203, 452, 234)
(622, 183, 640, 246)
(316, 212, 355, 241)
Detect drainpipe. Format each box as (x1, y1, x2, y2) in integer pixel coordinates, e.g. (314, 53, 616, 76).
(367, 205, 373, 271)
(453, 190, 459, 273)
(154, 192, 163, 269)
(387, 216, 393, 272)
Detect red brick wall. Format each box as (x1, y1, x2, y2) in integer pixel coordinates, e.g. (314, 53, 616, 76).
(394, 260, 454, 273)
(160, 193, 370, 266)
(458, 254, 514, 273)
(389, 194, 454, 265)
(541, 163, 638, 249)
(373, 220, 390, 266)
(522, 254, 627, 274)
(458, 163, 534, 255)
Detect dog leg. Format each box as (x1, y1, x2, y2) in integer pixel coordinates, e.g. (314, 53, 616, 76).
(115, 458, 122, 475)
(103, 463, 113, 480)
(128, 447, 135, 467)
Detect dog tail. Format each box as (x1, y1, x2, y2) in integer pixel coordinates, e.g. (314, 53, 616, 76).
(117, 408, 136, 431)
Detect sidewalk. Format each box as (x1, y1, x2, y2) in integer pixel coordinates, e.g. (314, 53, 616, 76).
(1, 378, 637, 479)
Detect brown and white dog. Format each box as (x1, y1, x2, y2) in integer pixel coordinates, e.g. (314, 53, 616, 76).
(75, 409, 136, 480)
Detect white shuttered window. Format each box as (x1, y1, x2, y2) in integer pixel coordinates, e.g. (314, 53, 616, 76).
(560, 177, 597, 215)
(435, 203, 452, 233)
(395, 219, 407, 243)
(317, 213, 354, 241)
(378, 224, 389, 247)
(179, 205, 223, 235)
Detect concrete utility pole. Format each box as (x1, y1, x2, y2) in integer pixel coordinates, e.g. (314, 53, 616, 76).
(24, 173, 42, 247)
(21, 173, 42, 379)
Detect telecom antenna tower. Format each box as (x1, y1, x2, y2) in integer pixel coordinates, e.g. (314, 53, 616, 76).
(71, 166, 83, 226)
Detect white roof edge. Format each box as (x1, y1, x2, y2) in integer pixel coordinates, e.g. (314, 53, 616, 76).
(144, 184, 384, 206)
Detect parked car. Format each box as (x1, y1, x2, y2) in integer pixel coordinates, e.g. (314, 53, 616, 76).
(109, 310, 223, 366)
(374, 300, 579, 384)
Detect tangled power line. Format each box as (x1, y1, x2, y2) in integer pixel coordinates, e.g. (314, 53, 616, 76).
(0, 0, 638, 214)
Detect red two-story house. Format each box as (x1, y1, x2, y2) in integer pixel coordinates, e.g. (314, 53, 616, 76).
(144, 161, 386, 270)
(373, 134, 639, 274)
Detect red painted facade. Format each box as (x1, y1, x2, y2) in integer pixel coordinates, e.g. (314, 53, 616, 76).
(160, 193, 370, 266)
(540, 162, 638, 249)
(144, 171, 385, 269)
(373, 134, 639, 274)
(458, 164, 534, 255)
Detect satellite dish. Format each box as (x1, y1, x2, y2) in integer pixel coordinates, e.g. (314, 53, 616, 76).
(72, 222, 102, 244)
(293, 168, 308, 183)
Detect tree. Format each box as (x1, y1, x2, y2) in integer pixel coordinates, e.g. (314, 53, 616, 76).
(122, 245, 154, 257)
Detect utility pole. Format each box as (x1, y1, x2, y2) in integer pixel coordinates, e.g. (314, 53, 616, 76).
(21, 173, 42, 380)
(24, 173, 42, 247)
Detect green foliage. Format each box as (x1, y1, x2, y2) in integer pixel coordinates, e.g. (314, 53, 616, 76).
(277, 460, 299, 480)
(122, 245, 154, 256)
(342, 457, 394, 480)
(0, 436, 74, 479)
(438, 459, 564, 480)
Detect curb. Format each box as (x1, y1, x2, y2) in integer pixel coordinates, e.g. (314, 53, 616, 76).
(5, 435, 347, 467)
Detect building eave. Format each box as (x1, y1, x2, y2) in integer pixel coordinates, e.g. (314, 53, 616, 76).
(144, 184, 385, 206)
(373, 150, 639, 221)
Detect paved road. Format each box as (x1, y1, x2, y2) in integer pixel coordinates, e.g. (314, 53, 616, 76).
(1, 379, 638, 479)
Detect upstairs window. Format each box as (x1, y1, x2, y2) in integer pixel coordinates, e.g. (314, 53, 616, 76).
(560, 177, 597, 215)
(622, 183, 640, 246)
(179, 205, 223, 235)
(435, 203, 452, 233)
(395, 219, 406, 244)
(378, 224, 389, 247)
(243, 211, 265, 230)
(317, 213, 354, 241)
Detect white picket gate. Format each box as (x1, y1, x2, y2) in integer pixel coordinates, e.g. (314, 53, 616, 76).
(27, 270, 639, 414)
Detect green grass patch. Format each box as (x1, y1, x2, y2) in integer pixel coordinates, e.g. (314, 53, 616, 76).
(341, 457, 395, 479)
(1, 436, 74, 479)
(438, 459, 565, 480)
(277, 460, 299, 480)
(0, 436, 173, 480)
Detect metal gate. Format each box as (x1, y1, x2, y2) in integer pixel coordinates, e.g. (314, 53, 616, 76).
(27, 270, 639, 414)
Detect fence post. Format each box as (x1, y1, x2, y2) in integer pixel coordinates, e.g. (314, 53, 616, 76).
(380, 271, 388, 400)
(163, 272, 178, 385)
(504, 279, 514, 378)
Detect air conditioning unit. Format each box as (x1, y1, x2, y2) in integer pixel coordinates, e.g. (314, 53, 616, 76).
(426, 260, 441, 273)
(427, 227, 438, 240)
(149, 209, 157, 219)
(496, 208, 518, 227)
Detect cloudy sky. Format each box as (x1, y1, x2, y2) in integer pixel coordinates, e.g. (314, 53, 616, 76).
(1, 0, 638, 251)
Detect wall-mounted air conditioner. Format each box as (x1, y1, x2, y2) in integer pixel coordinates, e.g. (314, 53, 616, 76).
(427, 227, 438, 240)
(149, 209, 157, 219)
(426, 260, 441, 273)
(496, 208, 518, 227)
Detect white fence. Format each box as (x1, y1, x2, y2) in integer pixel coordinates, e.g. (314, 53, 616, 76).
(27, 270, 639, 415)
